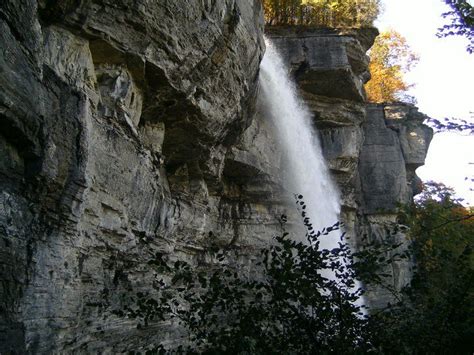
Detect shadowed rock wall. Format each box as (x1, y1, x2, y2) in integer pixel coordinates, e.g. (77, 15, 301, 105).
(0, 0, 272, 352)
(1, 3, 433, 352)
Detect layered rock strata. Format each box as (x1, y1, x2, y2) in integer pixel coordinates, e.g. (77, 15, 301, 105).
(0, 3, 433, 352)
(267, 27, 433, 308)
(0, 1, 271, 352)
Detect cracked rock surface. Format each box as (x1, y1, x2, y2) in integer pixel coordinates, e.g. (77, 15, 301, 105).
(268, 27, 433, 309)
(0, 3, 433, 352)
(0, 1, 272, 352)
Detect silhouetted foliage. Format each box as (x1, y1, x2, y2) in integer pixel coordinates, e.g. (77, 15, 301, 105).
(438, 0, 474, 53)
(427, 114, 474, 134)
(119, 196, 404, 353)
(119, 189, 474, 354)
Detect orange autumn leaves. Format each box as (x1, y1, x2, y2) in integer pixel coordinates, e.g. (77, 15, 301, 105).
(365, 30, 419, 104)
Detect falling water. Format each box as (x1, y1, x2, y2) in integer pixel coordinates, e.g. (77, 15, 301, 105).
(259, 39, 366, 309)
(259, 39, 341, 249)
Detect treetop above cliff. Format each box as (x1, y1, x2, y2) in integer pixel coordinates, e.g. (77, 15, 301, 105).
(262, 0, 381, 28)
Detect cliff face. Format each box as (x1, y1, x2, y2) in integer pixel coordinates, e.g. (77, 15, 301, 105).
(357, 103, 433, 306)
(0, 2, 432, 352)
(0, 1, 268, 352)
(266, 27, 433, 308)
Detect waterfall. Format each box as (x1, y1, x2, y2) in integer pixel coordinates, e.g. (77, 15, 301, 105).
(259, 39, 366, 308)
(259, 39, 341, 248)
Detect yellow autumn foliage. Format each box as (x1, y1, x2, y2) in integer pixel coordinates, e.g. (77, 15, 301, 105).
(365, 30, 419, 103)
(262, 0, 381, 27)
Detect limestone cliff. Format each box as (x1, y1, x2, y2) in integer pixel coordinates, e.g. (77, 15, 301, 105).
(266, 27, 433, 308)
(0, 1, 432, 352)
(0, 1, 267, 352)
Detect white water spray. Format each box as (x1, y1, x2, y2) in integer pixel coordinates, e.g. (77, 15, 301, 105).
(259, 39, 365, 308)
(259, 39, 341, 249)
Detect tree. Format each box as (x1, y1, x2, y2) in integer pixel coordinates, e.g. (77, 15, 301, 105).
(372, 182, 474, 353)
(262, 0, 381, 27)
(263, 0, 302, 25)
(429, 1, 474, 140)
(364, 30, 419, 103)
(438, 0, 474, 53)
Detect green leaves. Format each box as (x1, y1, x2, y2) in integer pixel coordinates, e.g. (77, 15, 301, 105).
(369, 181, 474, 353)
(118, 201, 382, 352)
(114, 185, 474, 353)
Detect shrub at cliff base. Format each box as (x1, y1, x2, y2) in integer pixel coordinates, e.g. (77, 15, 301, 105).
(120, 187, 473, 354)
(372, 182, 474, 353)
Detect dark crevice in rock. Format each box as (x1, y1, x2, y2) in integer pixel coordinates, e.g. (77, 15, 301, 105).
(38, 0, 82, 25)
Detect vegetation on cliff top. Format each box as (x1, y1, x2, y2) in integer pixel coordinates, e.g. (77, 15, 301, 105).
(364, 0, 474, 104)
(261, 1, 418, 104)
(262, 0, 474, 106)
(262, 0, 380, 27)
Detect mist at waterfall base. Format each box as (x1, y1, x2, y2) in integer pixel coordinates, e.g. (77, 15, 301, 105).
(259, 39, 341, 246)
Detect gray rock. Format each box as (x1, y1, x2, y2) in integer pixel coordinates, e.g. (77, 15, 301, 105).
(1, 0, 433, 351)
(266, 27, 378, 102)
(0, 0, 267, 352)
(359, 104, 411, 213)
(268, 29, 433, 310)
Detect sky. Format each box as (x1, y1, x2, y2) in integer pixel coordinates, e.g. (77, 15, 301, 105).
(376, 0, 474, 206)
